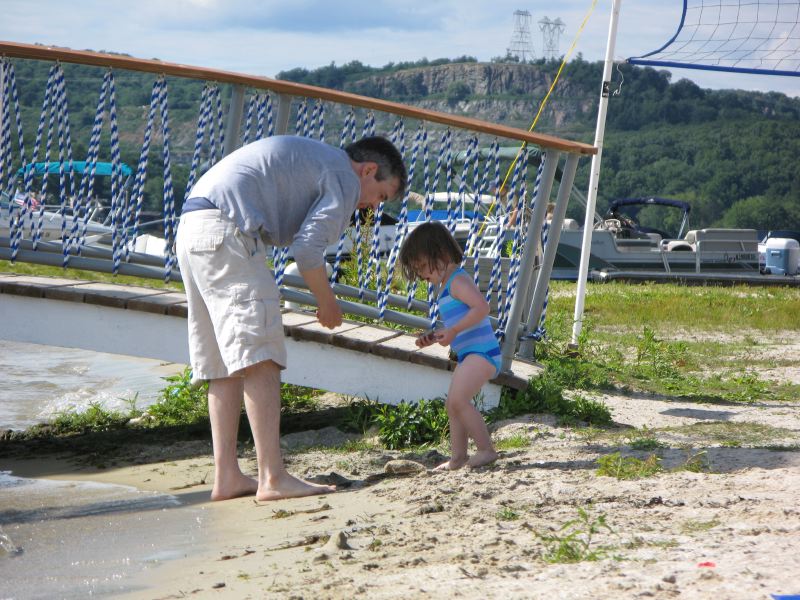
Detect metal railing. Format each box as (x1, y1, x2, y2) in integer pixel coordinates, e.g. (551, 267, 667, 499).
(0, 40, 595, 370)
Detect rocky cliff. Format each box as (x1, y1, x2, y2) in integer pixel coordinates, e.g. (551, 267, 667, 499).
(345, 62, 598, 136)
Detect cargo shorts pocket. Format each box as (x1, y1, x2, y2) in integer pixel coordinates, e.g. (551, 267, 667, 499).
(229, 284, 282, 347)
(186, 234, 223, 253)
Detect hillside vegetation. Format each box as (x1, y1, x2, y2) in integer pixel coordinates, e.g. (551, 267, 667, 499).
(5, 55, 799, 230)
(279, 57, 800, 230)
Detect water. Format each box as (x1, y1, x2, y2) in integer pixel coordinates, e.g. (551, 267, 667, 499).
(0, 472, 205, 600)
(0, 340, 184, 431)
(0, 341, 202, 598)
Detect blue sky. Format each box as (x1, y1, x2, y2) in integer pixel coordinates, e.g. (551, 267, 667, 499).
(2, 0, 798, 97)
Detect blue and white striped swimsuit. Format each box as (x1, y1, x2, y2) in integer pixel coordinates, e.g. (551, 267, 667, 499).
(438, 267, 502, 375)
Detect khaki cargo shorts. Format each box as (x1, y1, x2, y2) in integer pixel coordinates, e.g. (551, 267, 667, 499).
(176, 209, 286, 383)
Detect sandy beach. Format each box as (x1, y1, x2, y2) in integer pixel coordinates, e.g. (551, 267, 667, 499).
(3, 377, 800, 600)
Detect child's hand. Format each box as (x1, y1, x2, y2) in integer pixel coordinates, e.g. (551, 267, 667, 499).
(415, 330, 437, 348)
(434, 328, 456, 347)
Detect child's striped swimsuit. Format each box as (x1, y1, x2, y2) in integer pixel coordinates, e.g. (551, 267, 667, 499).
(438, 267, 502, 376)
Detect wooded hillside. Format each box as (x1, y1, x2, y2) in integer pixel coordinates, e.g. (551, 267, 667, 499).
(5, 55, 798, 230)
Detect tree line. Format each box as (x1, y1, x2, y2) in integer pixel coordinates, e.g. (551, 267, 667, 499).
(4, 55, 798, 231)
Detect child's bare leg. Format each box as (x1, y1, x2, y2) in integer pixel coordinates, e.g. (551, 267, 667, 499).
(447, 356, 498, 469)
(434, 405, 468, 471)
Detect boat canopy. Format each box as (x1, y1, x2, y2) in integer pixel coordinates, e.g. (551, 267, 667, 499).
(407, 209, 483, 223)
(609, 197, 690, 214)
(17, 161, 134, 178)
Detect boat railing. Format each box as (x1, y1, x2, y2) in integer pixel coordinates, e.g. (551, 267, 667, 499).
(691, 229, 760, 272)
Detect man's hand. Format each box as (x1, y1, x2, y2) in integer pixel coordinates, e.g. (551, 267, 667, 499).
(316, 298, 343, 329)
(300, 264, 342, 329)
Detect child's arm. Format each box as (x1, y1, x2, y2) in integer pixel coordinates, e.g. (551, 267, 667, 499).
(434, 273, 491, 346)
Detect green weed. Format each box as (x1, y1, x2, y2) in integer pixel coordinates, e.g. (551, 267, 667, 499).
(676, 450, 711, 473)
(374, 398, 449, 450)
(147, 368, 209, 426)
(681, 518, 720, 534)
(50, 401, 134, 434)
(627, 427, 665, 451)
(342, 397, 381, 434)
(496, 506, 520, 521)
(596, 452, 663, 480)
(666, 422, 795, 448)
(280, 384, 321, 412)
(488, 377, 611, 427)
(571, 395, 613, 426)
(538, 507, 615, 563)
(495, 433, 531, 450)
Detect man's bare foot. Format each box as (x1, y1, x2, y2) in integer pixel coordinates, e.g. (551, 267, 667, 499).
(255, 472, 335, 502)
(467, 450, 498, 468)
(210, 472, 258, 501)
(433, 456, 468, 471)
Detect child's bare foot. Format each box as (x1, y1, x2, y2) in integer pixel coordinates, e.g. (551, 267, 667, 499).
(255, 472, 335, 502)
(467, 450, 498, 468)
(210, 473, 258, 501)
(433, 456, 468, 471)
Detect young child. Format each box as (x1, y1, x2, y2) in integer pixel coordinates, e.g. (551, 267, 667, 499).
(399, 221, 500, 470)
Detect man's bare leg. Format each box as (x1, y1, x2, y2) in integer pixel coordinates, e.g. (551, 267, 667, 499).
(242, 360, 335, 501)
(208, 376, 258, 501)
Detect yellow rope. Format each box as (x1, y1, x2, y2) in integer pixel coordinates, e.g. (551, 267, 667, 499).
(473, 0, 599, 245)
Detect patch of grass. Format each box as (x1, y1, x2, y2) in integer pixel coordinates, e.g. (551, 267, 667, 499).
(574, 426, 609, 443)
(626, 427, 665, 451)
(488, 377, 612, 427)
(0, 260, 183, 290)
(571, 395, 613, 426)
(49, 400, 137, 434)
(495, 433, 531, 450)
(675, 450, 711, 473)
(303, 440, 378, 454)
(623, 536, 680, 550)
(538, 507, 615, 563)
(496, 506, 520, 521)
(664, 422, 796, 447)
(373, 398, 449, 450)
(146, 368, 209, 426)
(546, 281, 800, 332)
(342, 397, 381, 434)
(681, 518, 720, 534)
(596, 452, 663, 480)
(536, 284, 800, 402)
(281, 384, 322, 412)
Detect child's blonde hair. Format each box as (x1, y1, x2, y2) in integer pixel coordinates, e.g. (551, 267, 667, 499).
(398, 221, 463, 282)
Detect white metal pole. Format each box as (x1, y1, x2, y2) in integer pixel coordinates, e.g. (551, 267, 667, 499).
(570, 0, 622, 347)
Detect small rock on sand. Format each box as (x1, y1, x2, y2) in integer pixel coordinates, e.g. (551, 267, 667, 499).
(384, 459, 427, 474)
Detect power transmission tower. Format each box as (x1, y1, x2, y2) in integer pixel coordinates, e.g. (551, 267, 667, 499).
(539, 16, 565, 60)
(507, 10, 535, 62)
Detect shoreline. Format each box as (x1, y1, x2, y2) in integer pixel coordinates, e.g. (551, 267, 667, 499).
(3, 387, 800, 599)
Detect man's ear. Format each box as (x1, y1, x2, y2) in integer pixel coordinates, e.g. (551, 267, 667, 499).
(361, 162, 378, 178)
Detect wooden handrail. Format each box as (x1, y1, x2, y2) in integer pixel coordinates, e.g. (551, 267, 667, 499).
(0, 40, 596, 156)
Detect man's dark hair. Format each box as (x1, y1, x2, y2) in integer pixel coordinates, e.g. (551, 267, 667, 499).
(398, 221, 463, 282)
(345, 136, 408, 198)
